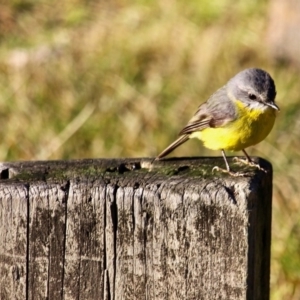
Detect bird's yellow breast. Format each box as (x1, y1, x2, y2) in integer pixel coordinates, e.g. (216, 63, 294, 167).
(190, 100, 277, 151)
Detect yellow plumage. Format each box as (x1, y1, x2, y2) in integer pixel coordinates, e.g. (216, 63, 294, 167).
(191, 100, 277, 151)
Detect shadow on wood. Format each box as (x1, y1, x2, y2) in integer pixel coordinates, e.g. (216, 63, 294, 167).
(0, 157, 272, 300)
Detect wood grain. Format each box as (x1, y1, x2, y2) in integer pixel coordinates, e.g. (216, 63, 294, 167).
(0, 157, 272, 299)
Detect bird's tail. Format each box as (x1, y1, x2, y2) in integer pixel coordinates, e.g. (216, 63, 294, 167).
(156, 134, 189, 160)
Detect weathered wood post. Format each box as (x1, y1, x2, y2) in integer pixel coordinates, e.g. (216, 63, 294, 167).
(0, 157, 272, 300)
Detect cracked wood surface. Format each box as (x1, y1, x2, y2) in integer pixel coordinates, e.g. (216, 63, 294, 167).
(0, 157, 272, 300)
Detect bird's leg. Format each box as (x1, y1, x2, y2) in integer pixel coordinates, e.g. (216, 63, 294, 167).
(212, 150, 247, 177)
(233, 149, 267, 173)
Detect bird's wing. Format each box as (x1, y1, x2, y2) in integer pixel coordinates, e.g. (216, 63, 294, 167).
(179, 86, 237, 135)
(156, 86, 238, 160)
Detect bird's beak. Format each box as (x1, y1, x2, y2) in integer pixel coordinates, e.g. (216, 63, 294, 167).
(267, 102, 280, 111)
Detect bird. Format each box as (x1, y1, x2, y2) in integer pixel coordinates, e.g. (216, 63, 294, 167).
(155, 68, 279, 176)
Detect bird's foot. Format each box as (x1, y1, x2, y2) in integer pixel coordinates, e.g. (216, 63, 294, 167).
(233, 157, 267, 173)
(212, 166, 247, 177)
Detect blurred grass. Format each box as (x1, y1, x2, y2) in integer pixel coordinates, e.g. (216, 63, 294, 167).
(0, 0, 300, 298)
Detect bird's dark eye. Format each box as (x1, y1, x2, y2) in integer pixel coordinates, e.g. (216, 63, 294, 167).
(248, 93, 257, 100)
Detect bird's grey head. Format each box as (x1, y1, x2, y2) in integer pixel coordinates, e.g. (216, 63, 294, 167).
(227, 68, 279, 110)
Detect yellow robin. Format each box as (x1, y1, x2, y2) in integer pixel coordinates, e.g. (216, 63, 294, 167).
(156, 68, 279, 176)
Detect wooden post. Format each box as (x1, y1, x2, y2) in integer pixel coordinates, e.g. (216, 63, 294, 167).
(0, 157, 272, 300)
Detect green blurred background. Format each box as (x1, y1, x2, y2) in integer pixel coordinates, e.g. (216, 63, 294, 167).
(0, 0, 299, 298)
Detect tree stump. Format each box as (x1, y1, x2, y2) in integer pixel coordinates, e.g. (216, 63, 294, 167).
(0, 157, 272, 300)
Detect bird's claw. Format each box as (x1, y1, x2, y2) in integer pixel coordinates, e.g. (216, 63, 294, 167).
(233, 157, 267, 173)
(212, 166, 247, 177)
